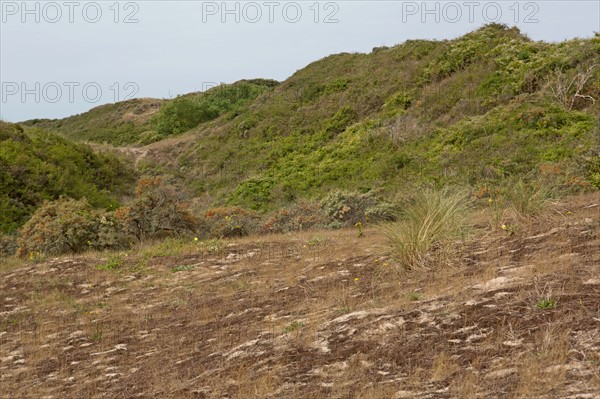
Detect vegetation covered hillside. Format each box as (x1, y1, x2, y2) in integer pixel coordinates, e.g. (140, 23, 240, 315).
(3, 24, 599, 254)
(23, 98, 163, 146)
(23, 79, 279, 146)
(0, 121, 135, 234)
(126, 25, 600, 211)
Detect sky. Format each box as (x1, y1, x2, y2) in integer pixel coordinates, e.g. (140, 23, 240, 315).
(1, 0, 599, 122)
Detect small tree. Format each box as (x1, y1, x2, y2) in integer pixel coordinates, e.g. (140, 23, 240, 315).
(116, 177, 196, 241)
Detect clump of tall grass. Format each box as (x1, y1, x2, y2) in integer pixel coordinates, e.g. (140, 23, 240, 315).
(385, 188, 470, 270)
(507, 179, 555, 219)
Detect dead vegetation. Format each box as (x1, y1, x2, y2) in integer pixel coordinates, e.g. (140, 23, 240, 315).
(1, 192, 599, 398)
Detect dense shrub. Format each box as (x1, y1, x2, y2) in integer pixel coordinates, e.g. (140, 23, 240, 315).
(201, 206, 261, 238)
(261, 201, 333, 234)
(321, 190, 399, 227)
(16, 197, 128, 258)
(152, 81, 276, 138)
(0, 234, 17, 258)
(116, 177, 196, 241)
(229, 177, 274, 211)
(322, 106, 357, 138)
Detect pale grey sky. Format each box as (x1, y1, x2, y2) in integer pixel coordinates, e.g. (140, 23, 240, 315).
(1, 1, 599, 122)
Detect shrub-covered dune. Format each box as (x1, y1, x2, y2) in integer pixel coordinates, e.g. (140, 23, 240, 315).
(0, 121, 135, 234)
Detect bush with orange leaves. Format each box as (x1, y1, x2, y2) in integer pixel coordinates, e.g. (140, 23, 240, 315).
(116, 176, 197, 241)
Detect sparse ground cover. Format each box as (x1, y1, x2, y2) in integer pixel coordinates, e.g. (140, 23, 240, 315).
(1, 192, 599, 398)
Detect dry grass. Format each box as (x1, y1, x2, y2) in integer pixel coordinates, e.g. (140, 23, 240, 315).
(0, 192, 599, 398)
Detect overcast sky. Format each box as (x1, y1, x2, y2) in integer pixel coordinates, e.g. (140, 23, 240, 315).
(1, 1, 599, 122)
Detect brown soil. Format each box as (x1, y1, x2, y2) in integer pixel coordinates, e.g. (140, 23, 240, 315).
(1, 193, 599, 398)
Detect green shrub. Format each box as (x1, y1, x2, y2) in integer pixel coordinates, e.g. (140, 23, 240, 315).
(261, 201, 333, 234)
(0, 234, 17, 258)
(385, 188, 470, 270)
(16, 197, 128, 258)
(98, 254, 123, 270)
(321, 190, 398, 227)
(383, 91, 414, 116)
(153, 96, 218, 136)
(229, 177, 274, 211)
(536, 298, 557, 310)
(323, 106, 357, 137)
(116, 177, 196, 241)
(582, 150, 600, 189)
(151, 81, 275, 138)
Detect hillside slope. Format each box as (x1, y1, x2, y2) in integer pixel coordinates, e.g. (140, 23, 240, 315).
(0, 122, 135, 233)
(1, 192, 599, 398)
(22, 79, 279, 146)
(91, 25, 600, 211)
(22, 98, 163, 146)
(19, 26, 599, 215)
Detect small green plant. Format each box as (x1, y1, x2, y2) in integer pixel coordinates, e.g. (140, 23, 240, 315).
(355, 222, 364, 237)
(500, 223, 517, 236)
(27, 251, 46, 264)
(408, 292, 423, 301)
(536, 298, 557, 310)
(90, 325, 103, 341)
(283, 320, 304, 334)
(172, 264, 196, 272)
(307, 235, 326, 247)
(98, 254, 123, 271)
(204, 238, 225, 253)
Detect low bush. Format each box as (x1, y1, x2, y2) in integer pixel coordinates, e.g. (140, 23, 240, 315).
(0, 234, 17, 257)
(321, 190, 398, 227)
(201, 206, 261, 238)
(16, 197, 128, 258)
(116, 176, 196, 241)
(261, 201, 333, 234)
(151, 80, 275, 139)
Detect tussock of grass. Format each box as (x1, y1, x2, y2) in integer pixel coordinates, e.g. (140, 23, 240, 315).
(507, 179, 555, 219)
(385, 187, 470, 270)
